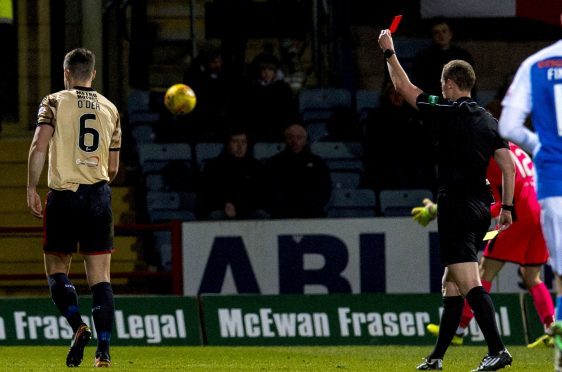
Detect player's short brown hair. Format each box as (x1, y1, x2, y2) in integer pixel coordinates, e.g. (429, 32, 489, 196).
(441, 59, 476, 92)
(63, 48, 95, 81)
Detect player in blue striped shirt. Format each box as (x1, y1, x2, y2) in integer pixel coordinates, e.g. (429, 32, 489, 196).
(499, 12, 562, 371)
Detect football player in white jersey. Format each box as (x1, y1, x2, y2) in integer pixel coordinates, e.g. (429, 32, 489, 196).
(499, 12, 562, 371)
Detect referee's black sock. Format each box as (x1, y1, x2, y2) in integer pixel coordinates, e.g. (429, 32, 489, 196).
(91, 282, 115, 355)
(428, 296, 464, 360)
(48, 273, 84, 333)
(465, 286, 505, 354)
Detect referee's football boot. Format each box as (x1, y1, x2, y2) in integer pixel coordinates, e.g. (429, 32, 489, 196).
(426, 323, 465, 346)
(94, 351, 111, 368)
(66, 324, 92, 367)
(416, 357, 443, 370)
(471, 349, 512, 371)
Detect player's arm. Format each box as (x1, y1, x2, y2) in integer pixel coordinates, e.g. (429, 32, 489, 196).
(27, 124, 54, 218)
(493, 147, 516, 230)
(498, 107, 538, 155)
(378, 29, 423, 109)
(108, 150, 120, 183)
(108, 113, 122, 183)
(498, 62, 539, 155)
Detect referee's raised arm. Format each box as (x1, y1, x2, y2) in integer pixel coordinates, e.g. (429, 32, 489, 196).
(378, 29, 423, 109)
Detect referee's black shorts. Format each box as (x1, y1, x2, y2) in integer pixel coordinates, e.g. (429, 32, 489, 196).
(44, 181, 114, 255)
(437, 192, 490, 266)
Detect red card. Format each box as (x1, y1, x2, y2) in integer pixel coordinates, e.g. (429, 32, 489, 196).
(389, 15, 403, 33)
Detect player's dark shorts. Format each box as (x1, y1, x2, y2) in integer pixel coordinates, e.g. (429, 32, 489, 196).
(44, 181, 114, 255)
(437, 192, 490, 266)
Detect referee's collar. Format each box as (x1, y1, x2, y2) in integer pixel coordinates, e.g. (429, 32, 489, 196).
(455, 96, 473, 103)
(73, 86, 94, 91)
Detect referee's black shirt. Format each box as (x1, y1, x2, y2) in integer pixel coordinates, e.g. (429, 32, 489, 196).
(416, 93, 508, 197)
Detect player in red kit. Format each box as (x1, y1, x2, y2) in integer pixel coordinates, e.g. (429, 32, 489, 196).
(414, 143, 555, 348)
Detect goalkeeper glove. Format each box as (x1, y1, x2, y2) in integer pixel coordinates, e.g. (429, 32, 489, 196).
(411, 198, 438, 227)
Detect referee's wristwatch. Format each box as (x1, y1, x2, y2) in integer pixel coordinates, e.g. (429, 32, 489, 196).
(384, 49, 395, 59)
(501, 204, 514, 212)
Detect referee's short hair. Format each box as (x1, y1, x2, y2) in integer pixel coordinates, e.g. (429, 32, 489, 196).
(63, 48, 95, 81)
(441, 59, 476, 92)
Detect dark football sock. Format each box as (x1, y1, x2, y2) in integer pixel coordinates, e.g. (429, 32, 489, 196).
(465, 286, 505, 354)
(48, 273, 84, 332)
(428, 296, 464, 360)
(91, 282, 115, 355)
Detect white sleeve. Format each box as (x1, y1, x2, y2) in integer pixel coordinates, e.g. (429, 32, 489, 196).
(501, 61, 532, 115)
(499, 59, 539, 155)
(498, 106, 539, 155)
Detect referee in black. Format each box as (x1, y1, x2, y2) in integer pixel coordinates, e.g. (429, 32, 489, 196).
(378, 30, 516, 371)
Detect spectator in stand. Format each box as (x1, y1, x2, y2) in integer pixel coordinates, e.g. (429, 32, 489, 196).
(266, 124, 332, 218)
(363, 82, 435, 191)
(233, 53, 296, 142)
(198, 128, 269, 220)
(183, 49, 232, 142)
(412, 17, 474, 96)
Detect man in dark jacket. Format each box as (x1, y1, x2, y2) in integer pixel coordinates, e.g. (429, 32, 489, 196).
(198, 129, 269, 220)
(412, 17, 474, 96)
(266, 124, 332, 218)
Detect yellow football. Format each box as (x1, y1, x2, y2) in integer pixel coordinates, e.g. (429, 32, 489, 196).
(164, 83, 197, 115)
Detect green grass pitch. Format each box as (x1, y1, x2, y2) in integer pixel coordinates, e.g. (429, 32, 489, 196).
(1, 345, 552, 371)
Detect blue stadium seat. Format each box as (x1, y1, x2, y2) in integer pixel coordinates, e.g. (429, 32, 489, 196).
(145, 174, 166, 191)
(137, 143, 192, 174)
(146, 191, 197, 222)
(131, 124, 155, 144)
(298, 88, 352, 125)
(146, 190, 197, 271)
(379, 189, 434, 216)
(195, 142, 224, 170)
(311, 141, 364, 171)
(330, 171, 361, 190)
(327, 188, 376, 218)
(253, 142, 285, 161)
(306, 122, 329, 143)
(128, 89, 160, 123)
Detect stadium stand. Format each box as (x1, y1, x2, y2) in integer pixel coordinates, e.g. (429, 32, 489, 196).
(131, 124, 156, 144)
(379, 188, 434, 216)
(145, 191, 196, 222)
(0, 139, 144, 295)
(137, 143, 192, 174)
(327, 188, 376, 218)
(298, 88, 352, 126)
(330, 171, 362, 190)
(253, 142, 286, 161)
(128, 88, 160, 123)
(194, 142, 224, 170)
(310, 141, 364, 172)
